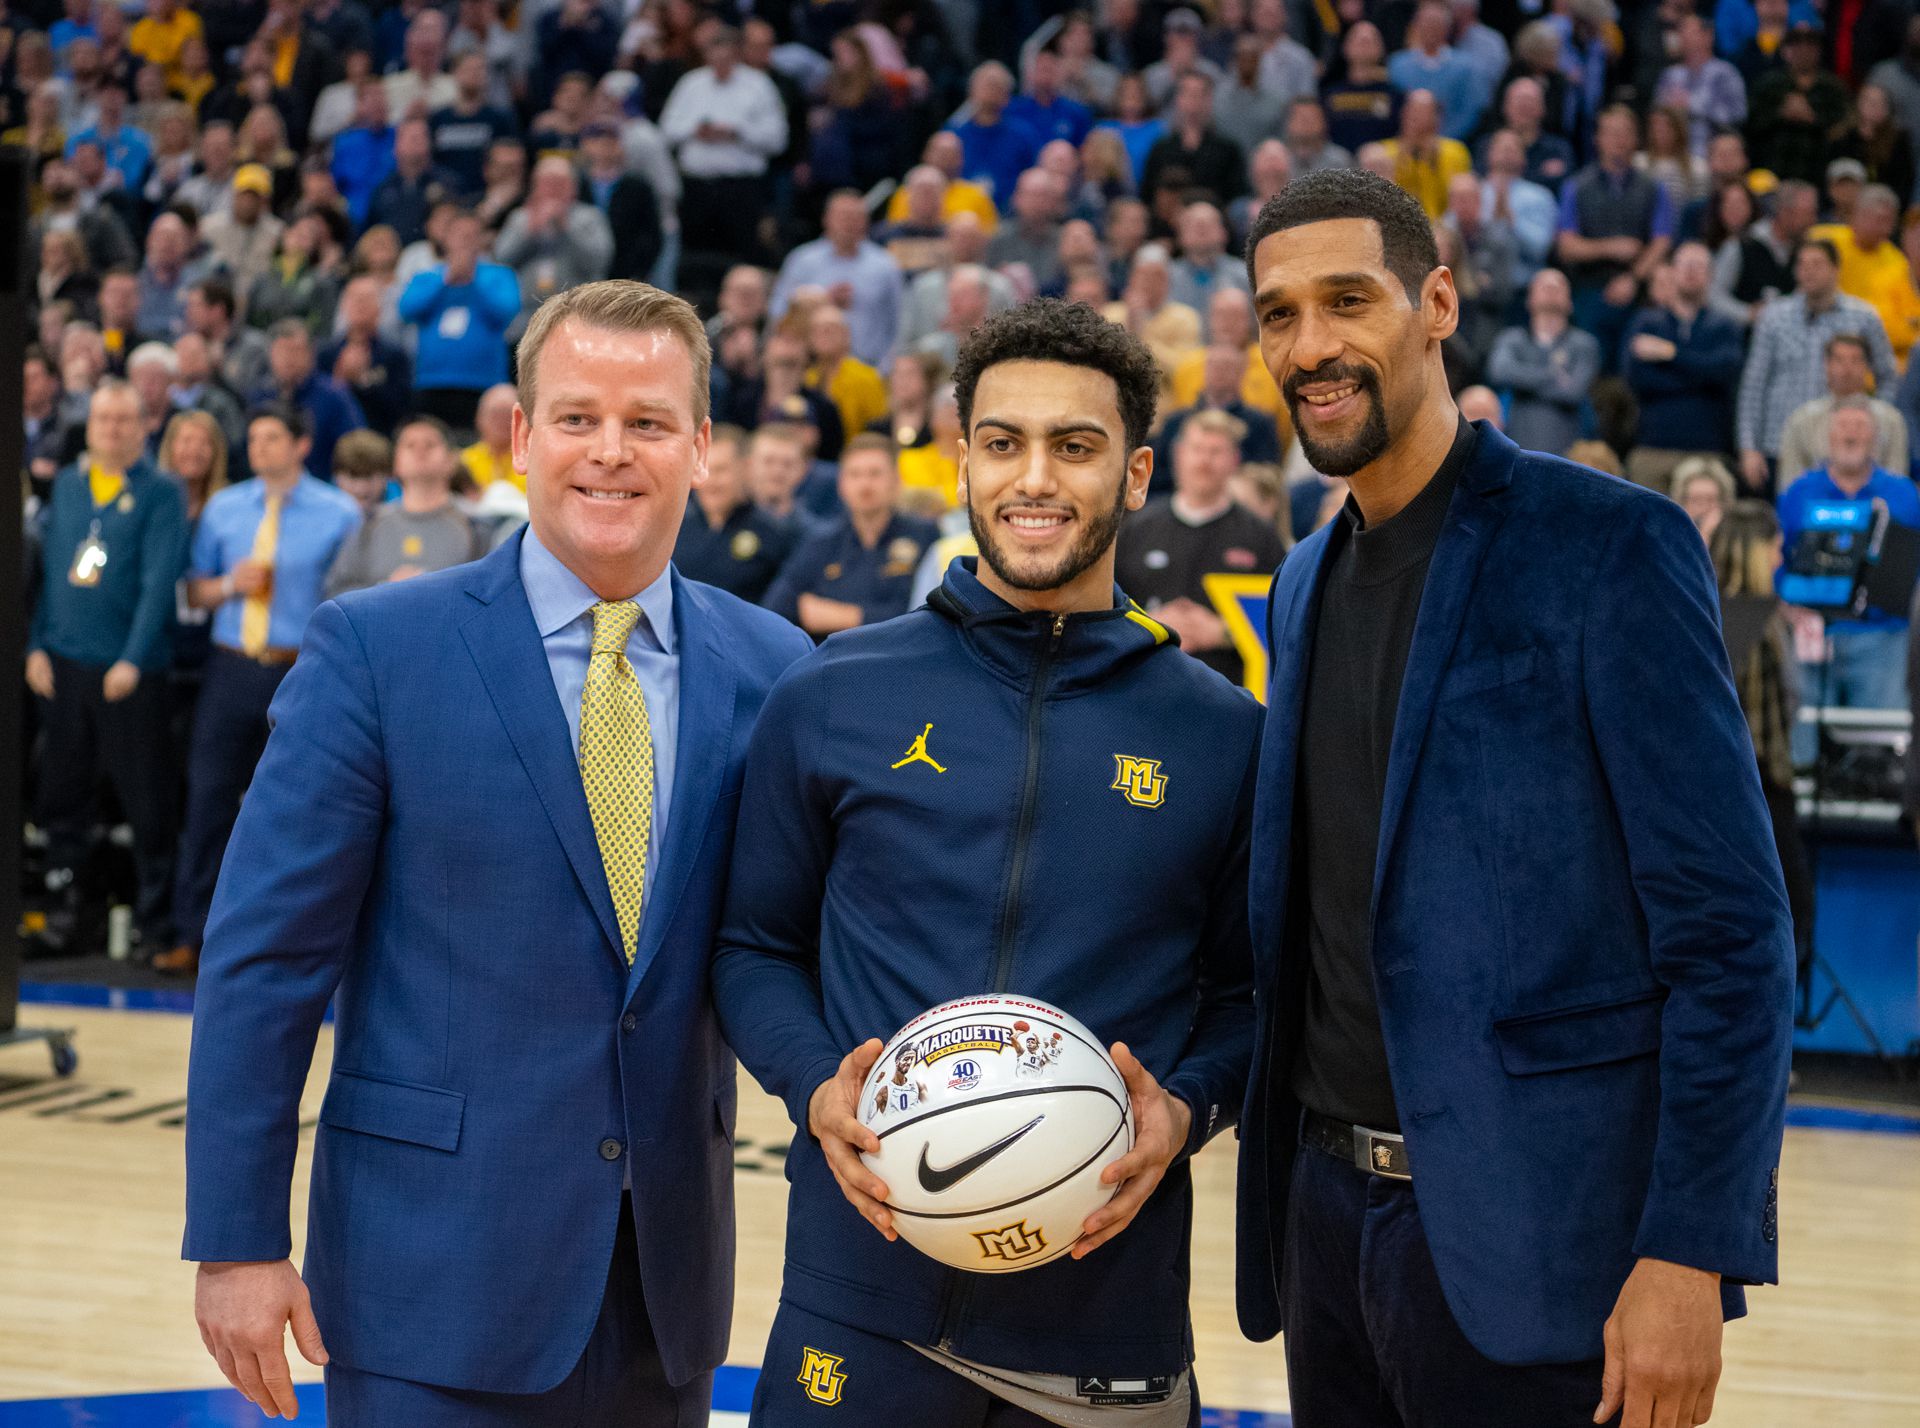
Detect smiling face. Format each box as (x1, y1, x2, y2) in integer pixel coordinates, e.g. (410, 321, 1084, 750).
(1252, 217, 1455, 477)
(959, 360, 1150, 600)
(513, 318, 710, 598)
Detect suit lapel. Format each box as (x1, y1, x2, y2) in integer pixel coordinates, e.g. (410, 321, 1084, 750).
(459, 541, 626, 967)
(626, 575, 737, 995)
(1370, 427, 1517, 918)
(1251, 530, 1338, 972)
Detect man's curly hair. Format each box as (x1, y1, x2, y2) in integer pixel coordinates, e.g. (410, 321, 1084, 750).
(951, 298, 1159, 454)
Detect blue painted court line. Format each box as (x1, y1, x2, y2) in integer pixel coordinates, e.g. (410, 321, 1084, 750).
(18, 982, 198, 1014)
(713, 1364, 755, 1412)
(0, 1383, 327, 1426)
(1784, 1103, 1920, 1135)
(0, 1370, 1291, 1426)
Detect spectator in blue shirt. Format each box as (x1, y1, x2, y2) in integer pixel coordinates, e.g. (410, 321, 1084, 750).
(1388, 2, 1488, 141)
(1095, 73, 1167, 190)
(395, 207, 521, 430)
(1777, 400, 1920, 716)
(249, 320, 367, 479)
(329, 80, 395, 229)
(948, 61, 1043, 211)
(49, 1, 96, 61)
(164, 400, 362, 973)
(1006, 45, 1093, 148)
(67, 85, 153, 191)
(1715, 0, 1822, 59)
(1479, 128, 1559, 284)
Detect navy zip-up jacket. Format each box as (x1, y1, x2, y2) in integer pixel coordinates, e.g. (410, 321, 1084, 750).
(1620, 305, 1746, 454)
(713, 558, 1261, 1378)
(29, 457, 187, 671)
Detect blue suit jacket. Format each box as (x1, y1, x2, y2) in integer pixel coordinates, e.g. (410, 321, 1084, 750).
(1235, 425, 1795, 1365)
(183, 532, 812, 1393)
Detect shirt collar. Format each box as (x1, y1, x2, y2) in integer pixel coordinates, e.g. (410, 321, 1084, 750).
(520, 523, 676, 654)
(251, 473, 311, 506)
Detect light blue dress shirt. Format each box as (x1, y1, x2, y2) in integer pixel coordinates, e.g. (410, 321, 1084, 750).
(519, 526, 677, 891)
(191, 476, 363, 650)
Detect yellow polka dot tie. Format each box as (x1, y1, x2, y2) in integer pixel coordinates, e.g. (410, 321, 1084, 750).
(580, 601, 653, 964)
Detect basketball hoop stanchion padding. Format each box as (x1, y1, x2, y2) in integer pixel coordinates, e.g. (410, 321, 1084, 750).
(0, 145, 28, 1038)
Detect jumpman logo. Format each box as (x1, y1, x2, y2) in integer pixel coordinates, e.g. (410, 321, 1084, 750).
(890, 723, 947, 773)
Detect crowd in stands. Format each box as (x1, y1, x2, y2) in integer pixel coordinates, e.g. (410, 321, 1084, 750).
(17, 0, 1920, 976)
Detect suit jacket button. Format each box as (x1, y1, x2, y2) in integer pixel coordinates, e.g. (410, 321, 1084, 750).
(621, 1013, 638, 1034)
(599, 1138, 623, 1161)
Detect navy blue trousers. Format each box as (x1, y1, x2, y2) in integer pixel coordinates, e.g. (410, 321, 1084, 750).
(172, 648, 287, 949)
(324, 1200, 710, 1426)
(752, 1301, 1201, 1427)
(1280, 1134, 1617, 1428)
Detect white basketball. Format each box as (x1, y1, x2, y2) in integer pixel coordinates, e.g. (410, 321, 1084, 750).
(858, 994, 1134, 1273)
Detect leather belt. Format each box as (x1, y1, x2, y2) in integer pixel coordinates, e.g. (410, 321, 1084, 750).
(1304, 1109, 1412, 1181)
(215, 641, 299, 667)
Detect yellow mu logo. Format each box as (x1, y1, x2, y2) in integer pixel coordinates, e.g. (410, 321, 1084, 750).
(973, 1219, 1049, 1263)
(797, 1347, 847, 1405)
(1112, 755, 1167, 808)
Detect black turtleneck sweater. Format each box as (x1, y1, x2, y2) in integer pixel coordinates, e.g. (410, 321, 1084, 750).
(1289, 417, 1475, 1132)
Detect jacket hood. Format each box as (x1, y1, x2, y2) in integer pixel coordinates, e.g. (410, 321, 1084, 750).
(925, 556, 1178, 696)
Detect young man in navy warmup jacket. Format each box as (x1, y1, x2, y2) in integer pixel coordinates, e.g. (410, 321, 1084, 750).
(714, 300, 1261, 1426)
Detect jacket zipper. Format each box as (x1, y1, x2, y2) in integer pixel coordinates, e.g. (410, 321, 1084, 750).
(991, 610, 1063, 993)
(935, 609, 1066, 1352)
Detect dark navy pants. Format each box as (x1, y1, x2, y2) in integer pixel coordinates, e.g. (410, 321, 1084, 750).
(1280, 1133, 1618, 1428)
(172, 648, 287, 950)
(324, 1198, 709, 1426)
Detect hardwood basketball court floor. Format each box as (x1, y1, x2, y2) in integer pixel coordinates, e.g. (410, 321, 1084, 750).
(1, 991, 1915, 1427)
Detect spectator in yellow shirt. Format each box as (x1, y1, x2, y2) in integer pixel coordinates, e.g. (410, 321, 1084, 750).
(877, 165, 957, 277)
(897, 385, 962, 512)
(129, 0, 205, 88)
(1169, 288, 1284, 418)
(459, 383, 520, 493)
(806, 304, 890, 442)
(1380, 90, 1472, 218)
(1811, 185, 1919, 369)
(884, 131, 998, 235)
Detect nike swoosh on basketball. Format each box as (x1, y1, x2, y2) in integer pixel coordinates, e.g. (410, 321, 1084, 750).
(917, 1115, 1046, 1194)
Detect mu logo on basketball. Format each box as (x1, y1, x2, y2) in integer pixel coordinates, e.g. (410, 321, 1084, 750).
(797, 1347, 847, 1405)
(973, 1219, 1048, 1264)
(1111, 755, 1167, 808)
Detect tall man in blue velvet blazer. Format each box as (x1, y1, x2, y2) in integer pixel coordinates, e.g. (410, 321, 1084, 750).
(184, 282, 811, 1425)
(1237, 170, 1795, 1428)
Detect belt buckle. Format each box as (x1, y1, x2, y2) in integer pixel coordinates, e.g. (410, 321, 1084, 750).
(1355, 1127, 1411, 1181)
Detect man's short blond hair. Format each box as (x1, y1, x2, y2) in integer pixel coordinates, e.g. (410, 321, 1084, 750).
(1181, 407, 1248, 446)
(516, 280, 712, 426)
